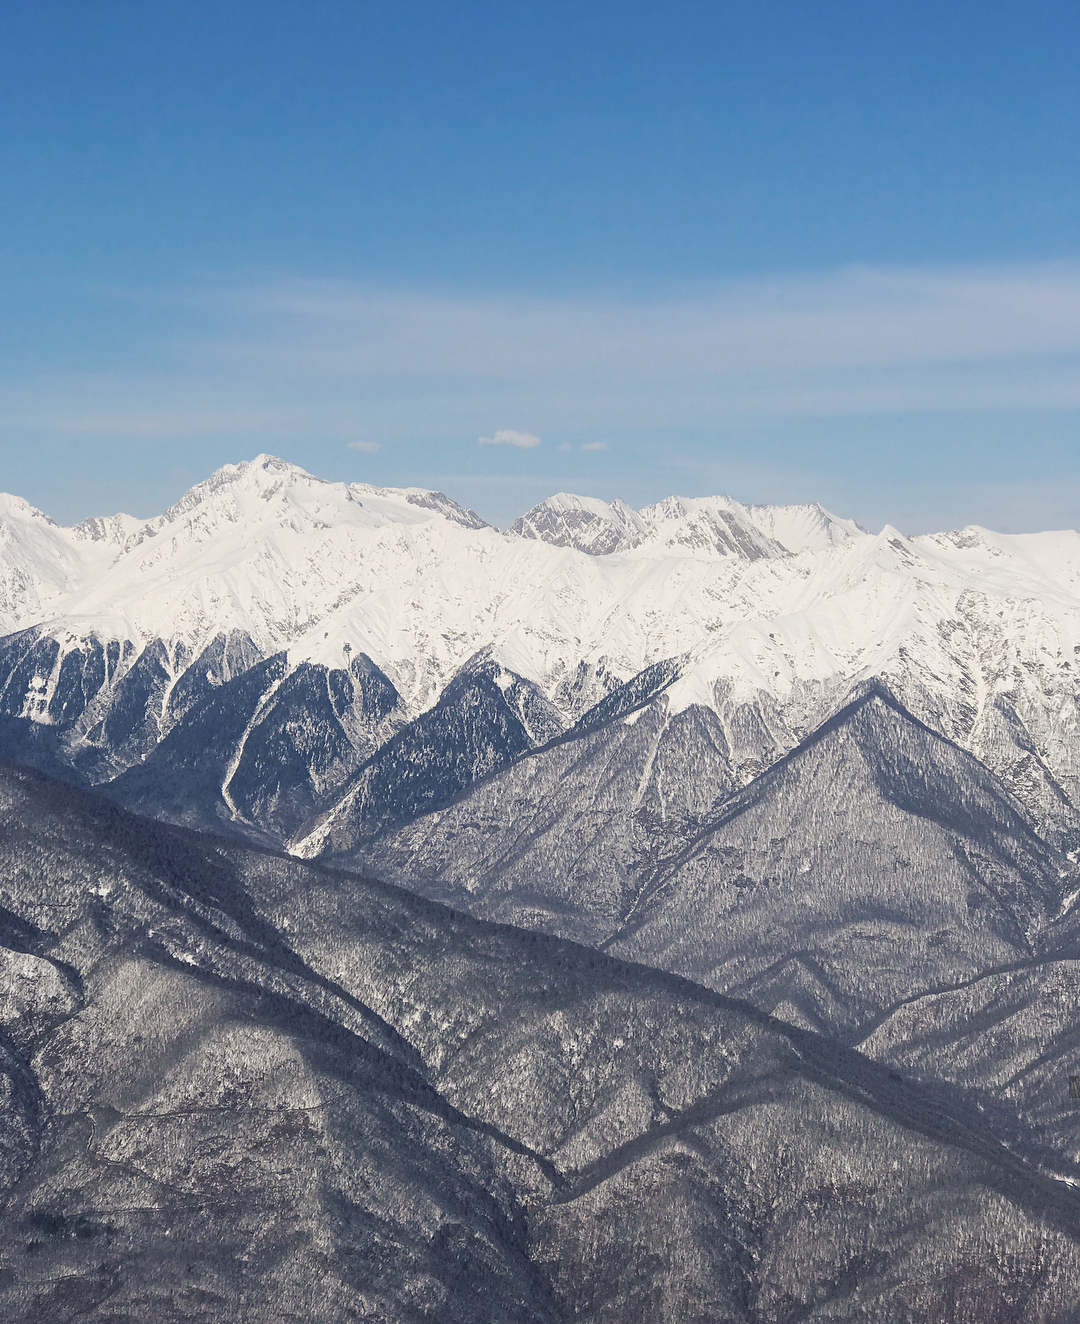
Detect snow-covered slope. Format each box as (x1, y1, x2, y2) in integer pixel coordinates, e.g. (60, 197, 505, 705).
(743, 500, 865, 552)
(0, 493, 140, 634)
(3, 452, 1080, 852)
(31, 455, 491, 673)
(509, 491, 863, 559)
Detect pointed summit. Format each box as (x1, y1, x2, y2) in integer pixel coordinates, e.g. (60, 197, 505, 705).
(744, 501, 866, 553)
(611, 688, 1065, 1032)
(508, 492, 649, 554)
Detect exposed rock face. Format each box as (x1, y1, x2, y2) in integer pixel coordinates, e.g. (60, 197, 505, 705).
(507, 492, 651, 554)
(2, 761, 1080, 1322)
(507, 492, 862, 558)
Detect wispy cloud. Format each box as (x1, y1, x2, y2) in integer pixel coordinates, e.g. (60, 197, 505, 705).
(4, 261, 1080, 532)
(5, 262, 1080, 449)
(193, 262, 1080, 417)
(347, 440, 381, 453)
(479, 429, 541, 449)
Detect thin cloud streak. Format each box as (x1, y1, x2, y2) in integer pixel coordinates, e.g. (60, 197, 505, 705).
(2, 261, 1079, 444)
(208, 262, 1080, 378)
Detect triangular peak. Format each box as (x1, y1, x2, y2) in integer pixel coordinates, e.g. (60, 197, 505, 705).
(71, 512, 145, 545)
(743, 501, 867, 553)
(129, 454, 486, 545)
(0, 491, 60, 527)
(508, 492, 649, 554)
(530, 491, 628, 518)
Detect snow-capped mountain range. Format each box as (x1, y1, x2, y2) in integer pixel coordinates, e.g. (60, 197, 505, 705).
(10, 452, 1080, 1292)
(0, 453, 866, 696)
(2, 452, 1080, 854)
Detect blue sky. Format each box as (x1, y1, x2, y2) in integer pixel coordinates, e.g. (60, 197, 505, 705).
(2, 1, 1078, 531)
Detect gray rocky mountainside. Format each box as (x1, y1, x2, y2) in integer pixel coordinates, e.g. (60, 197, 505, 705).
(327, 686, 1080, 1036)
(3, 761, 1080, 1322)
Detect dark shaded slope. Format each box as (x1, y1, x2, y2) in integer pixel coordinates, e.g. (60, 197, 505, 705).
(0, 628, 133, 786)
(305, 653, 565, 847)
(107, 650, 402, 845)
(0, 629, 262, 790)
(1, 763, 1079, 1319)
(348, 687, 1075, 1037)
(336, 696, 738, 943)
(105, 652, 291, 838)
(0, 627, 404, 848)
(225, 658, 398, 834)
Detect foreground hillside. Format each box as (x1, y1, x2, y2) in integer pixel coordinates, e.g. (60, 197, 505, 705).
(1, 761, 1079, 1321)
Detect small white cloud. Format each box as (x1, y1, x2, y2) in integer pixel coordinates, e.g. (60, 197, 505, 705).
(479, 428, 541, 449)
(347, 440, 381, 453)
(557, 442, 572, 452)
(581, 441, 609, 451)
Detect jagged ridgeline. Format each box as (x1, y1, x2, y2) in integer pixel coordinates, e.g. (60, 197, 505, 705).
(3, 455, 1080, 861)
(5, 456, 1080, 1315)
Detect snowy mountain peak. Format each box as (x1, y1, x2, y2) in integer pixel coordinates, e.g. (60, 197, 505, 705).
(71, 512, 144, 545)
(135, 454, 346, 542)
(0, 493, 118, 633)
(125, 455, 488, 555)
(511, 490, 793, 560)
(510, 488, 867, 560)
(638, 494, 719, 522)
(0, 492, 59, 528)
(508, 492, 649, 554)
(394, 488, 488, 529)
(636, 494, 787, 561)
(744, 501, 866, 553)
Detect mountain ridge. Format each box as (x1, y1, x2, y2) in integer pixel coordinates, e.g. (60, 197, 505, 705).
(3, 453, 1080, 880)
(337, 683, 1079, 1036)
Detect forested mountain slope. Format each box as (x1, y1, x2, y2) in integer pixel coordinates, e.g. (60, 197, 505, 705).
(1, 761, 1079, 1321)
(340, 687, 1080, 1034)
